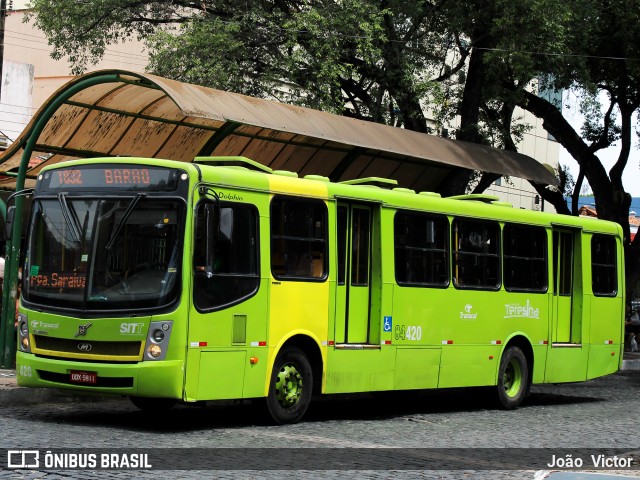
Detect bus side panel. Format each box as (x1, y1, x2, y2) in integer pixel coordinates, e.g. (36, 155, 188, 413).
(267, 280, 329, 382)
(394, 347, 441, 390)
(587, 344, 621, 379)
(587, 294, 624, 379)
(198, 351, 246, 400)
(391, 286, 451, 349)
(438, 345, 502, 388)
(545, 347, 590, 383)
(185, 285, 270, 401)
(184, 348, 269, 401)
(531, 344, 548, 384)
(324, 348, 396, 393)
(184, 349, 200, 401)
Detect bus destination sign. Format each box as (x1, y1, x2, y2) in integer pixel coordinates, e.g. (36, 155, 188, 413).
(40, 165, 183, 192)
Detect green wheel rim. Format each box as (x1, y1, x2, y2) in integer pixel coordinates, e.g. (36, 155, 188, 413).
(275, 363, 304, 408)
(504, 358, 523, 398)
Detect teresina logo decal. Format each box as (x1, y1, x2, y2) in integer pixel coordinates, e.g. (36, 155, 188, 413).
(504, 300, 539, 319)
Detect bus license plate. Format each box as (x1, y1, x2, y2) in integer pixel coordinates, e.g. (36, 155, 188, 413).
(70, 371, 97, 384)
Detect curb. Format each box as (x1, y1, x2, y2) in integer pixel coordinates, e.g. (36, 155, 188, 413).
(621, 359, 640, 371)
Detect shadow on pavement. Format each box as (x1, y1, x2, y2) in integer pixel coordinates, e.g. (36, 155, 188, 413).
(1, 385, 605, 433)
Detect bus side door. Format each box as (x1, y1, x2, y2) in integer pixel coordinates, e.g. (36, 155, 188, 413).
(335, 203, 374, 344)
(545, 227, 588, 382)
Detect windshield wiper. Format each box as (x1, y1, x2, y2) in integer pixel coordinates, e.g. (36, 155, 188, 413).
(57, 193, 82, 245)
(106, 193, 147, 251)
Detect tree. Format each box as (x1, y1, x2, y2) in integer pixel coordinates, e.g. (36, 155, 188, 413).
(29, 1, 445, 123)
(505, 0, 640, 297)
(26, 0, 640, 295)
(26, 0, 553, 186)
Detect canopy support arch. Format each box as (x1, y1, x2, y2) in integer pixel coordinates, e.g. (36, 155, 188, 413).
(0, 73, 121, 367)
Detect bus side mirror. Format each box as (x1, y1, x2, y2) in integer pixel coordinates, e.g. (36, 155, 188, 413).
(4, 206, 15, 240)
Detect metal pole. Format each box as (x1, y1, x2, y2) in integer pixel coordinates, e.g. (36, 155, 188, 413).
(0, 72, 121, 368)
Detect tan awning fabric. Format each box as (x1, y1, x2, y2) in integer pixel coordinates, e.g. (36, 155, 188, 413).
(0, 69, 556, 191)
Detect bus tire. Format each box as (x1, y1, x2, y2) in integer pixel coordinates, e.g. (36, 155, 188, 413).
(266, 346, 313, 424)
(129, 396, 177, 412)
(495, 346, 529, 410)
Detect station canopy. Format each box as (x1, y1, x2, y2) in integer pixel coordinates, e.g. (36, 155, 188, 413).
(0, 69, 556, 192)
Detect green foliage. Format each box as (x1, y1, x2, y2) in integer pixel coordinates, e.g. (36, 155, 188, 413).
(579, 91, 621, 148)
(25, 0, 460, 129)
(557, 163, 576, 197)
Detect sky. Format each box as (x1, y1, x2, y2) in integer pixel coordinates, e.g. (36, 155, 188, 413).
(559, 91, 640, 198)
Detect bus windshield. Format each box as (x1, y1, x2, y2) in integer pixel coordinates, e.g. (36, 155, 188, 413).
(24, 196, 185, 312)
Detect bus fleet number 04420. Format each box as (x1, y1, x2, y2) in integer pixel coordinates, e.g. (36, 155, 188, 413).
(394, 324, 423, 341)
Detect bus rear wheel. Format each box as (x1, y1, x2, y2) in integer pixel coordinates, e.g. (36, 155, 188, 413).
(495, 346, 529, 410)
(266, 346, 313, 424)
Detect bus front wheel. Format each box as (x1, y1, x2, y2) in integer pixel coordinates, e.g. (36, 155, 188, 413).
(266, 346, 313, 424)
(495, 346, 529, 410)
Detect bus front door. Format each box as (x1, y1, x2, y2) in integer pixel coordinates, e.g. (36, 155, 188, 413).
(546, 228, 588, 382)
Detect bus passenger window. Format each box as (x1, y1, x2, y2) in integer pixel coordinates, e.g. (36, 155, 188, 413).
(453, 218, 500, 290)
(270, 196, 328, 281)
(394, 211, 449, 287)
(503, 224, 547, 292)
(591, 234, 617, 296)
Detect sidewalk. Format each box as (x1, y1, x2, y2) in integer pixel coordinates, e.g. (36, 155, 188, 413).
(1, 351, 639, 405)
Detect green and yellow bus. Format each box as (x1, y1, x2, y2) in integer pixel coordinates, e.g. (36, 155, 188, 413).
(15, 156, 624, 423)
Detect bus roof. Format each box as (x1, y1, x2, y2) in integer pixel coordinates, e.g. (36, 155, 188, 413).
(46, 156, 614, 236)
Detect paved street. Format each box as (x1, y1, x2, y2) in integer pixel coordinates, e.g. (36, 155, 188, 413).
(1, 370, 640, 479)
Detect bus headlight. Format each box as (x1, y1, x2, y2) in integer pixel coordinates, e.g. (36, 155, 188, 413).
(18, 314, 31, 352)
(143, 321, 172, 361)
(152, 329, 164, 342)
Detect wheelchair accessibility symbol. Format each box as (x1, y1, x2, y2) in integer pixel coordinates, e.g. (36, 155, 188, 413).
(383, 316, 392, 332)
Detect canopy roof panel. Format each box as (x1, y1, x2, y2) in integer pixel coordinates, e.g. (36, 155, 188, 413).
(0, 69, 556, 191)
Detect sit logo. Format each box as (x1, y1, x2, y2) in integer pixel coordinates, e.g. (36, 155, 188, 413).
(120, 322, 144, 335)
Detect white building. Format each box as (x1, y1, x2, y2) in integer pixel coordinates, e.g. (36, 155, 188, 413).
(0, 60, 33, 147)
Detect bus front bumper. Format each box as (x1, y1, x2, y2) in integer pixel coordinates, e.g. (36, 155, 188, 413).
(15, 351, 184, 399)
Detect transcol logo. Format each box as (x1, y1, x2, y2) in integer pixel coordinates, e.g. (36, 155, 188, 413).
(459, 304, 478, 320)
